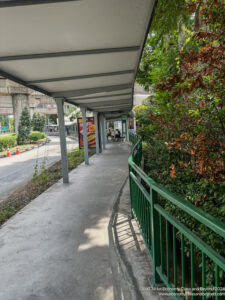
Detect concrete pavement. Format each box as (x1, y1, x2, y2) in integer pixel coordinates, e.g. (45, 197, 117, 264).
(110, 180, 172, 300)
(0, 142, 130, 300)
(0, 136, 77, 202)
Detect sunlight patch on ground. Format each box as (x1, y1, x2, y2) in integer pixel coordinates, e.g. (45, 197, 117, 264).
(78, 217, 109, 251)
(94, 285, 114, 300)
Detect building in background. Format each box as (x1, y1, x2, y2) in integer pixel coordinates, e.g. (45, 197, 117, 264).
(0, 77, 73, 134)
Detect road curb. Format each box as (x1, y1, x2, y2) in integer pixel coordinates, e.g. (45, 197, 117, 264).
(0, 138, 50, 159)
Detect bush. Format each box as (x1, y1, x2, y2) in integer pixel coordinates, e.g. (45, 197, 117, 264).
(142, 139, 225, 287)
(29, 131, 46, 141)
(0, 136, 17, 151)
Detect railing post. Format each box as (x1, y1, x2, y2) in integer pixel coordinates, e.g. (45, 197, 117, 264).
(128, 165, 134, 219)
(150, 188, 162, 285)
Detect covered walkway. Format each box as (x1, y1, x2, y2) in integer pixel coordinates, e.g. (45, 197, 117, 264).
(0, 143, 130, 300)
(0, 0, 157, 183)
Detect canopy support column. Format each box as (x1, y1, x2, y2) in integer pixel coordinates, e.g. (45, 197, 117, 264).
(99, 114, 103, 153)
(126, 117, 129, 141)
(55, 98, 69, 183)
(100, 114, 106, 150)
(81, 107, 89, 165)
(134, 116, 136, 133)
(94, 112, 99, 155)
(104, 118, 107, 145)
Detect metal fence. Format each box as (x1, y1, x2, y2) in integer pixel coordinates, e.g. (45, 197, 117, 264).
(128, 134, 225, 300)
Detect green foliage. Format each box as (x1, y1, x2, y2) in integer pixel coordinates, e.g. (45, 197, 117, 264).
(64, 105, 77, 116)
(17, 106, 31, 144)
(0, 135, 17, 151)
(137, 34, 180, 90)
(142, 139, 225, 287)
(32, 113, 45, 132)
(69, 107, 81, 121)
(9, 117, 15, 133)
(0, 115, 9, 127)
(137, 0, 193, 91)
(48, 114, 57, 124)
(135, 0, 225, 290)
(0, 204, 17, 224)
(32, 148, 85, 181)
(68, 149, 84, 170)
(150, 0, 191, 37)
(29, 131, 46, 142)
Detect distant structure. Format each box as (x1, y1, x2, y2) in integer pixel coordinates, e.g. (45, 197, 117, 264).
(133, 83, 150, 105)
(0, 77, 56, 133)
(0, 77, 149, 134)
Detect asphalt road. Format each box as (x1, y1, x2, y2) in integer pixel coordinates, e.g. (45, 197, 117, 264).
(0, 136, 78, 202)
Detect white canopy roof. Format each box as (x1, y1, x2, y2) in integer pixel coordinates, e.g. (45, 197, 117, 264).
(0, 0, 156, 116)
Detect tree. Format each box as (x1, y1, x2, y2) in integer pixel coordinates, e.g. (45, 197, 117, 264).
(137, 0, 192, 90)
(135, 0, 225, 287)
(32, 113, 45, 132)
(136, 0, 225, 183)
(17, 106, 31, 144)
(49, 114, 57, 124)
(69, 107, 81, 121)
(9, 117, 15, 133)
(157, 0, 225, 181)
(0, 116, 9, 127)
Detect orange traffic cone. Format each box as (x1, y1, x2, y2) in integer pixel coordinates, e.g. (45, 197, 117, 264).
(16, 145, 20, 155)
(6, 146, 11, 157)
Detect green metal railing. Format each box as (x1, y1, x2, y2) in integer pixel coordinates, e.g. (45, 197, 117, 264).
(128, 134, 225, 299)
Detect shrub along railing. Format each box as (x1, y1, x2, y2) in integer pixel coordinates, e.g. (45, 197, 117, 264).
(128, 134, 225, 300)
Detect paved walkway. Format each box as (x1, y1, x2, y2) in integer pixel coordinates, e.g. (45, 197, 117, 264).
(111, 180, 171, 300)
(0, 142, 130, 300)
(0, 136, 77, 202)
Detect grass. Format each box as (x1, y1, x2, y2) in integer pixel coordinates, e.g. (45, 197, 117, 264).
(0, 148, 87, 226)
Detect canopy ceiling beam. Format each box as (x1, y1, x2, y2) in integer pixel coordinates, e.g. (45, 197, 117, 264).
(74, 96, 131, 104)
(106, 117, 127, 121)
(96, 108, 131, 113)
(81, 99, 131, 108)
(52, 83, 132, 98)
(104, 113, 130, 119)
(0, 0, 80, 8)
(67, 92, 132, 101)
(106, 111, 129, 115)
(0, 46, 140, 62)
(94, 104, 131, 110)
(27, 70, 135, 84)
(96, 104, 132, 111)
(0, 68, 51, 96)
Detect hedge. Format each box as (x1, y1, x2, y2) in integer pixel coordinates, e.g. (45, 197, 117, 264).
(29, 131, 46, 141)
(0, 136, 17, 151)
